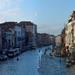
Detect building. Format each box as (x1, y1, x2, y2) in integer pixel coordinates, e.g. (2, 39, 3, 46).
(55, 35, 62, 47)
(14, 25, 26, 50)
(0, 27, 2, 52)
(4, 28, 15, 49)
(37, 33, 54, 47)
(61, 28, 66, 47)
(49, 35, 55, 47)
(61, 11, 75, 56)
(55, 35, 62, 56)
(0, 22, 17, 31)
(19, 21, 37, 48)
(0, 21, 37, 51)
(0, 22, 17, 49)
(64, 11, 75, 49)
(37, 33, 49, 47)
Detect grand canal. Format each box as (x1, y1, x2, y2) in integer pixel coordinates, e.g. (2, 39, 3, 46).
(0, 46, 75, 75)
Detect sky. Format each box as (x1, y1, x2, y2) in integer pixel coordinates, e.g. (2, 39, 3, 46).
(0, 0, 75, 35)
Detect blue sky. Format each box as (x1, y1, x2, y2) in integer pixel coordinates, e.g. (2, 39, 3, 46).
(0, 0, 75, 35)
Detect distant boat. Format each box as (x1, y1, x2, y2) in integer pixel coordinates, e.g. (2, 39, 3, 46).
(49, 52, 53, 56)
(66, 62, 72, 67)
(49, 51, 55, 58)
(66, 58, 72, 67)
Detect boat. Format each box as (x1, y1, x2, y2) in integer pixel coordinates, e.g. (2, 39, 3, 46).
(66, 59, 72, 67)
(7, 48, 20, 58)
(66, 62, 72, 67)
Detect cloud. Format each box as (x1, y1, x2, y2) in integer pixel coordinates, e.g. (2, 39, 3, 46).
(0, 0, 22, 11)
(0, 8, 22, 22)
(0, 0, 23, 23)
(0, 0, 39, 23)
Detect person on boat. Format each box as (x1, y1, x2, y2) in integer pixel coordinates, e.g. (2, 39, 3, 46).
(17, 57, 19, 61)
(52, 49, 56, 57)
(44, 49, 47, 55)
(49, 48, 55, 57)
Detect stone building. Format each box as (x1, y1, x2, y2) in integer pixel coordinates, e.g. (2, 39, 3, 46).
(61, 11, 75, 56)
(64, 11, 75, 49)
(37, 33, 55, 47)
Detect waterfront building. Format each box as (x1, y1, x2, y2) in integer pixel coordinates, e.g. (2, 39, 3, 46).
(37, 33, 55, 47)
(14, 25, 26, 49)
(19, 21, 37, 49)
(4, 28, 15, 49)
(64, 11, 75, 49)
(61, 11, 75, 56)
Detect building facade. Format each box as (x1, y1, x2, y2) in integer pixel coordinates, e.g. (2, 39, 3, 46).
(37, 33, 55, 47)
(14, 25, 26, 49)
(0, 21, 37, 51)
(55, 35, 62, 47)
(19, 21, 37, 48)
(61, 11, 75, 56)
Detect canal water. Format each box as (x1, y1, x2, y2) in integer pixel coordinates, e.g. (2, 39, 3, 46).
(0, 46, 75, 75)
